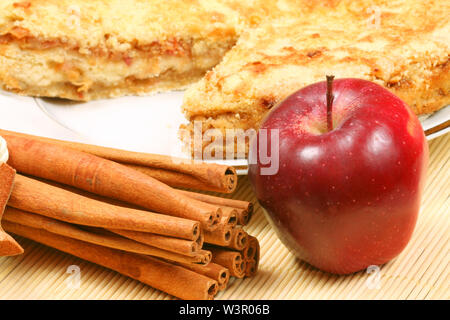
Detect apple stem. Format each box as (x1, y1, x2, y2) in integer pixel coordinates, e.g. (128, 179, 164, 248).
(326, 75, 335, 132)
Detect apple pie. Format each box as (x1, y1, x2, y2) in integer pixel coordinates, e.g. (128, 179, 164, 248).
(181, 0, 450, 155)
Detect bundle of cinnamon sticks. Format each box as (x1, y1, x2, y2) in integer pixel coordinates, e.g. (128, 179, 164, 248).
(0, 129, 260, 300)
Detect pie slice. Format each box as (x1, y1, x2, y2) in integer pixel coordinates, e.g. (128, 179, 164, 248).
(0, 0, 250, 101)
(181, 0, 450, 156)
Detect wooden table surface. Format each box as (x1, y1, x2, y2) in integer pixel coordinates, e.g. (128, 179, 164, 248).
(0, 134, 448, 300)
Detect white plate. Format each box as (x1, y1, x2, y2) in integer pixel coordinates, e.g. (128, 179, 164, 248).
(0, 90, 448, 175)
(0, 90, 249, 173)
(419, 106, 450, 140)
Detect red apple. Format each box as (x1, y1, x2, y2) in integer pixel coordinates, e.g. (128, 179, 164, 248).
(248, 78, 428, 274)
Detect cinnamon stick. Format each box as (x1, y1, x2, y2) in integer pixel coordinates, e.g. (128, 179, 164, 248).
(242, 236, 260, 277)
(178, 190, 253, 225)
(9, 174, 200, 240)
(3, 221, 218, 300)
(178, 190, 252, 211)
(197, 250, 213, 265)
(0, 129, 237, 193)
(0, 163, 23, 256)
(3, 208, 207, 265)
(227, 226, 248, 251)
(245, 259, 258, 277)
(20, 177, 204, 254)
(176, 262, 230, 291)
(242, 235, 260, 262)
(204, 223, 233, 247)
(203, 209, 239, 247)
(209, 247, 246, 278)
(219, 207, 238, 227)
(109, 228, 201, 256)
(2, 133, 222, 230)
(197, 232, 205, 250)
(235, 208, 251, 226)
(125, 163, 236, 194)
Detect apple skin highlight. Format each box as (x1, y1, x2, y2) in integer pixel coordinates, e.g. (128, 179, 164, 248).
(249, 78, 428, 275)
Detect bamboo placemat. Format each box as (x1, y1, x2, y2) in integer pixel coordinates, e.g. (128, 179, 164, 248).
(0, 134, 448, 300)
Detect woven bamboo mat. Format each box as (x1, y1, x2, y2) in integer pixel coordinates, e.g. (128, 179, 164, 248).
(0, 134, 448, 300)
